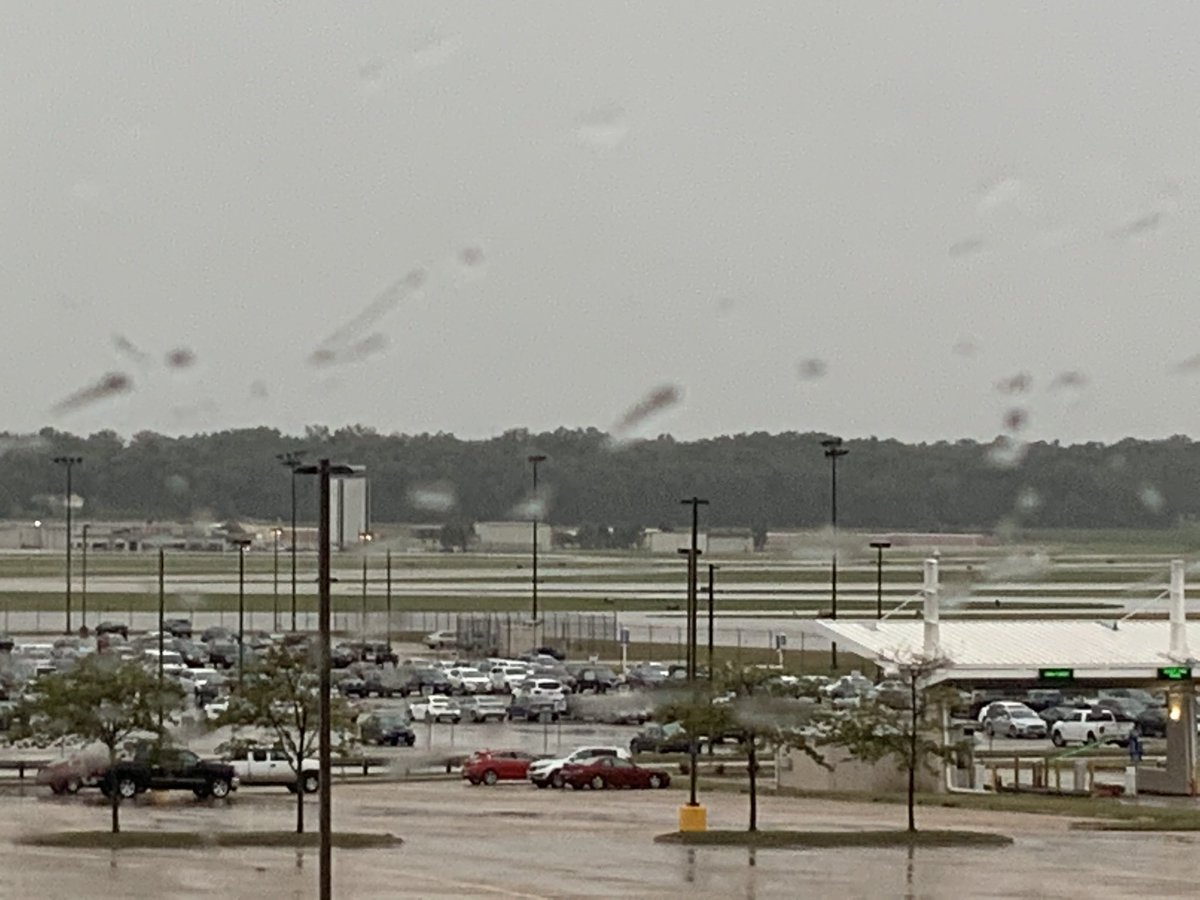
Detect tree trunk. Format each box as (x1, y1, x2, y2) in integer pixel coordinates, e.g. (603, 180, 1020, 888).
(296, 779, 305, 834)
(108, 748, 120, 834)
(747, 736, 758, 833)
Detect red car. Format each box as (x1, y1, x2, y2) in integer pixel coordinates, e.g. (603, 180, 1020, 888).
(462, 750, 537, 786)
(560, 756, 671, 790)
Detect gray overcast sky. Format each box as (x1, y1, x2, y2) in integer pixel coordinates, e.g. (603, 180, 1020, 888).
(4, 2, 1200, 444)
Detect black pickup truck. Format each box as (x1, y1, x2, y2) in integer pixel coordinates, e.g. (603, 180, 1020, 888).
(101, 747, 238, 800)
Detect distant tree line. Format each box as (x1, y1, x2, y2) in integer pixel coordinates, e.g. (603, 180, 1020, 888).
(5, 426, 1199, 535)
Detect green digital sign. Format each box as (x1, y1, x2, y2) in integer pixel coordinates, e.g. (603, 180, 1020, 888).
(1038, 668, 1075, 681)
(1158, 666, 1193, 681)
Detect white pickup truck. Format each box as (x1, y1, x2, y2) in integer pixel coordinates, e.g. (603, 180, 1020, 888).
(1050, 709, 1134, 747)
(226, 747, 320, 793)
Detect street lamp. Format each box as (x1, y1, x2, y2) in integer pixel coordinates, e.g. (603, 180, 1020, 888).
(678, 495, 708, 831)
(358, 531, 374, 636)
(870, 540, 892, 619)
(227, 536, 253, 686)
(157, 548, 166, 731)
(821, 437, 849, 670)
(527, 454, 547, 643)
(385, 548, 393, 650)
(52, 455, 82, 634)
(296, 460, 362, 900)
(81, 524, 90, 630)
(277, 450, 306, 632)
(271, 527, 284, 632)
(706, 564, 719, 682)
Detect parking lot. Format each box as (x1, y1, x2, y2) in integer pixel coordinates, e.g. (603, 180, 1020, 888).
(3, 777, 1200, 898)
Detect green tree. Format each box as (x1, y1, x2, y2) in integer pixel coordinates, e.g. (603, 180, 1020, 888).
(817, 653, 955, 832)
(216, 644, 357, 833)
(10, 655, 184, 833)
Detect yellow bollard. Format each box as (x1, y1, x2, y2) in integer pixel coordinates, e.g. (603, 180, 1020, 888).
(678, 804, 708, 832)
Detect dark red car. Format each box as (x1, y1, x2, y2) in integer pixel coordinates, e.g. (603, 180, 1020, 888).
(462, 750, 537, 786)
(560, 756, 671, 790)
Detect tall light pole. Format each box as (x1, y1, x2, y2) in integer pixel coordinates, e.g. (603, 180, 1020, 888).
(80, 524, 90, 630)
(157, 548, 165, 732)
(277, 450, 306, 632)
(527, 454, 547, 645)
(679, 495, 708, 824)
(271, 527, 284, 632)
(297, 460, 361, 900)
(821, 437, 849, 671)
(707, 564, 718, 682)
(228, 536, 252, 687)
(358, 531, 373, 636)
(870, 540, 891, 619)
(53, 455, 82, 634)
(385, 548, 393, 649)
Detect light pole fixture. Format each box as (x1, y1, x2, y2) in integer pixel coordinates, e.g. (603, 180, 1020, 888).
(271, 527, 284, 632)
(296, 460, 362, 900)
(358, 530, 373, 636)
(227, 536, 253, 686)
(678, 495, 708, 827)
(52, 455, 82, 634)
(157, 548, 166, 731)
(821, 437, 849, 670)
(527, 454, 547, 642)
(707, 564, 719, 682)
(870, 540, 892, 619)
(80, 524, 90, 630)
(385, 548, 393, 650)
(277, 450, 306, 632)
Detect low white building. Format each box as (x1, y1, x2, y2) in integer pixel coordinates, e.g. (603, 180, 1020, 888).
(475, 521, 551, 551)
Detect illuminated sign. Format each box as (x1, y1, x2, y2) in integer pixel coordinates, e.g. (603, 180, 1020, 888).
(1038, 668, 1075, 680)
(1158, 666, 1193, 681)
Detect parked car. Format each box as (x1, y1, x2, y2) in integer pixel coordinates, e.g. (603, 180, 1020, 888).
(569, 665, 620, 694)
(1023, 689, 1065, 712)
(981, 701, 1047, 739)
(1051, 708, 1134, 747)
(408, 694, 462, 723)
(337, 676, 368, 699)
(489, 664, 530, 692)
(360, 710, 417, 746)
(37, 752, 108, 795)
(462, 749, 537, 785)
(560, 756, 671, 791)
(630, 721, 693, 754)
(359, 666, 410, 698)
(527, 745, 629, 789)
(101, 746, 238, 800)
(424, 630, 457, 650)
(1038, 704, 1083, 729)
(507, 692, 565, 722)
(626, 663, 671, 689)
(95, 621, 129, 640)
(200, 625, 234, 644)
(164, 618, 193, 639)
(446, 667, 493, 694)
(207, 640, 240, 669)
(458, 695, 509, 723)
(227, 746, 319, 793)
(1134, 705, 1167, 738)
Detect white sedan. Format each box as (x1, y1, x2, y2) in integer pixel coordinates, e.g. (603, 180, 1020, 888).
(408, 694, 462, 723)
(446, 667, 492, 694)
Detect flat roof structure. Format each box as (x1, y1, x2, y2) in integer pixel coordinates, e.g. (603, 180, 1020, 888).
(813, 619, 1199, 685)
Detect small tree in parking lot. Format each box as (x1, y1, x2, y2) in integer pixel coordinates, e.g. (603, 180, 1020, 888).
(216, 643, 356, 833)
(9, 654, 184, 833)
(816, 653, 955, 832)
(655, 665, 826, 832)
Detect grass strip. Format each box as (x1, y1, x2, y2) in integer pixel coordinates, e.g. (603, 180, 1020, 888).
(654, 829, 1011, 848)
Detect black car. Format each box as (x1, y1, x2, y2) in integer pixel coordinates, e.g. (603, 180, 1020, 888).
(164, 618, 193, 639)
(101, 746, 237, 800)
(95, 621, 129, 640)
(201, 625, 235, 644)
(172, 639, 209, 668)
(409, 667, 452, 695)
(348, 642, 398, 666)
(529, 646, 566, 662)
(626, 664, 670, 689)
(507, 693, 562, 722)
(331, 643, 358, 669)
(360, 711, 416, 746)
(337, 677, 368, 699)
(1135, 706, 1167, 738)
(360, 667, 412, 698)
(570, 665, 620, 694)
(207, 640, 240, 669)
(630, 722, 693, 754)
